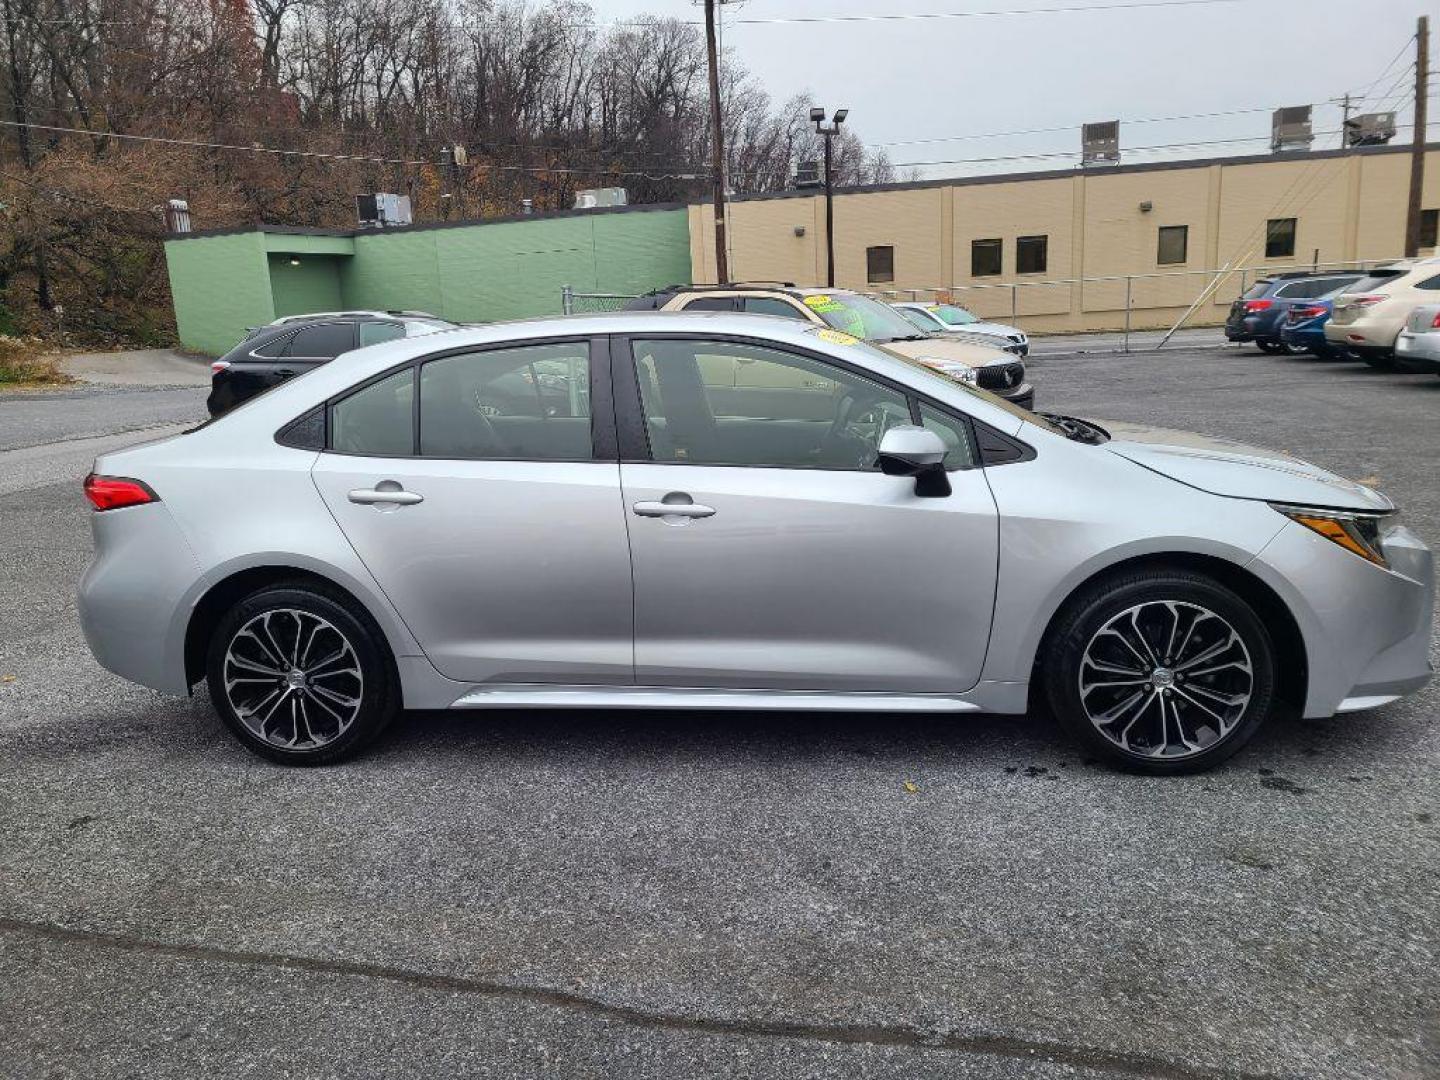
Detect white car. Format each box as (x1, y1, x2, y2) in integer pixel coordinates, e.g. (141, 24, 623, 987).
(1394, 303, 1440, 372)
(893, 302, 1028, 356)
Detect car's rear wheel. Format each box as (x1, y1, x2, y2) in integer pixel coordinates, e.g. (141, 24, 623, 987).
(1359, 352, 1395, 369)
(1255, 340, 1284, 354)
(1045, 569, 1276, 774)
(206, 583, 399, 765)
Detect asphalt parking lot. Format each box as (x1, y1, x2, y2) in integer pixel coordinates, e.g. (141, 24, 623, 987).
(1, 340, 1437, 1080)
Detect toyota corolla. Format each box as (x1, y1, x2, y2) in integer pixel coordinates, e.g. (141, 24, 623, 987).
(78, 313, 1433, 772)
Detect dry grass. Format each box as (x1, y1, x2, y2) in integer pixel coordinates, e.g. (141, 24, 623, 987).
(0, 336, 69, 387)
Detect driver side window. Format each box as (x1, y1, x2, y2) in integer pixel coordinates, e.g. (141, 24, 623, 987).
(629, 338, 911, 470)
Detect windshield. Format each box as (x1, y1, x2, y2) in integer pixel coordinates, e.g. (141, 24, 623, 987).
(896, 306, 943, 332)
(803, 292, 928, 343)
(928, 303, 980, 326)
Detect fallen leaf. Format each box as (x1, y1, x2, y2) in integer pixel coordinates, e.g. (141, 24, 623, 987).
(1, 675, 14, 683)
(902, 780, 918, 794)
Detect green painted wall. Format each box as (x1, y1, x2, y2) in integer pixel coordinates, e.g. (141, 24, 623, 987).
(165, 207, 693, 354)
(340, 208, 693, 321)
(164, 232, 275, 355)
(268, 254, 343, 318)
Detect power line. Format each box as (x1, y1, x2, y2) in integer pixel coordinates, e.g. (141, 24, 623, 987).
(720, 0, 1247, 25)
(879, 104, 1290, 149)
(889, 130, 1380, 170)
(0, 120, 707, 180)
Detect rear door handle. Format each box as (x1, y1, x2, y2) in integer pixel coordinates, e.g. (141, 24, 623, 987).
(633, 497, 716, 519)
(274, 368, 299, 378)
(349, 485, 423, 506)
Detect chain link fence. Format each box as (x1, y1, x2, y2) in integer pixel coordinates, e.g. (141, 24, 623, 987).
(560, 285, 638, 315)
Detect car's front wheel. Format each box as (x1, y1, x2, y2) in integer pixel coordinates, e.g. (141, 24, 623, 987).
(206, 583, 399, 765)
(1045, 569, 1276, 774)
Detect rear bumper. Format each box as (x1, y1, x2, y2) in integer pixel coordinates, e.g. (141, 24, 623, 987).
(1252, 521, 1434, 718)
(1279, 325, 1332, 352)
(1394, 331, 1440, 370)
(77, 502, 198, 695)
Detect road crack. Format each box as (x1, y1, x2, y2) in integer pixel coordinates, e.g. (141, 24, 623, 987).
(0, 915, 1285, 1080)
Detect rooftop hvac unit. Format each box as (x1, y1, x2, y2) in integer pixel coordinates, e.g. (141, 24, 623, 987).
(164, 198, 191, 234)
(1271, 106, 1314, 153)
(1345, 112, 1397, 147)
(1081, 121, 1120, 167)
(794, 160, 822, 188)
(573, 187, 628, 210)
(355, 192, 412, 228)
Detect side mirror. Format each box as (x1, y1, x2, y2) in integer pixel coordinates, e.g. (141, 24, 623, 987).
(877, 426, 951, 497)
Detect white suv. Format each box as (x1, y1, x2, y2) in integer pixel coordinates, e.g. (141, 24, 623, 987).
(1326, 259, 1440, 366)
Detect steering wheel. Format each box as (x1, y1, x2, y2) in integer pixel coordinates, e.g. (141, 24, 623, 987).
(461, 390, 503, 454)
(823, 389, 890, 469)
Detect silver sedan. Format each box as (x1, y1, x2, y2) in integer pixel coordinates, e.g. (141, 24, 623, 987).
(78, 312, 1433, 772)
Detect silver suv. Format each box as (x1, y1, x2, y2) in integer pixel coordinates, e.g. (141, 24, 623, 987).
(79, 313, 1431, 772)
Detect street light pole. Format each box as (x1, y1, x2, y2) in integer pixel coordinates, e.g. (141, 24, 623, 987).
(812, 107, 848, 288)
(704, 0, 730, 284)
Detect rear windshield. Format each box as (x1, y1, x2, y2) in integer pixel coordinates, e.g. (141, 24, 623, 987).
(803, 292, 928, 343)
(1344, 269, 1407, 293)
(1242, 281, 1273, 300)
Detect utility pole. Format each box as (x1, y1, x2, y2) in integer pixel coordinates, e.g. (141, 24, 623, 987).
(703, 0, 729, 284)
(812, 107, 848, 288)
(1339, 93, 1352, 144)
(1405, 15, 1429, 257)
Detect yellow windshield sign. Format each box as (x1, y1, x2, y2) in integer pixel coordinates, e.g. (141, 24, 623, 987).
(814, 328, 859, 346)
(803, 294, 844, 314)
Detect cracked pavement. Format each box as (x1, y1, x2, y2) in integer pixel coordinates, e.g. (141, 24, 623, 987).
(1, 341, 1437, 1078)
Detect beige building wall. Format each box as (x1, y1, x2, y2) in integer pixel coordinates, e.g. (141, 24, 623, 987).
(691, 144, 1440, 334)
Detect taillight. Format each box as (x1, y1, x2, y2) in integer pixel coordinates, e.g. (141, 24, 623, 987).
(84, 474, 158, 511)
(1290, 305, 1326, 320)
(1243, 299, 1273, 313)
(1431, 312, 1440, 329)
(1349, 295, 1387, 308)
(211, 360, 231, 373)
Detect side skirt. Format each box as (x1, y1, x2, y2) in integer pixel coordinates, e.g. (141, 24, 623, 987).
(449, 684, 988, 712)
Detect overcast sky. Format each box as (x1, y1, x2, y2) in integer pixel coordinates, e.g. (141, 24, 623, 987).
(600, 0, 1428, 180)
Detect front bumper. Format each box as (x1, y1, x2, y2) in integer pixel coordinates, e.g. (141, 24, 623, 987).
(1253, 521, 1434, 717)
(998, 383, 1034, 410)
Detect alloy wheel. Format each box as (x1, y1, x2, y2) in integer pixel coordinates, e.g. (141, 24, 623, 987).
(1077, 601, 1253, 760)
(222, 608, 364, 750)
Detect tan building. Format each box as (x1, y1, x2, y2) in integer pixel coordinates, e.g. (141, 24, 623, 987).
(687, 143, 1440, 333)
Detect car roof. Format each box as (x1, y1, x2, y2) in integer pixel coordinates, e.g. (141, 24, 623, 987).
(208, 310, 1031, 435)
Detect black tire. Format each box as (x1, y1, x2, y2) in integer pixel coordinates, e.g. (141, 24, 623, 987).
(1044, 568, 1276, 775)
(1255, 340, 1284, 355)
(1360, 352, 1395, 369)
(206, 582, 399, 765)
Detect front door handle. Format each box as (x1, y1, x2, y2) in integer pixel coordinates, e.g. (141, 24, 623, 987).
(633, 495, 716, 519)
(349, 483, 423, 506)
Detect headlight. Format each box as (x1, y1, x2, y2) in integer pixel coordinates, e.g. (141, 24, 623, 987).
(916, 357, 978, 385)
(1272, 503, 1392, 567)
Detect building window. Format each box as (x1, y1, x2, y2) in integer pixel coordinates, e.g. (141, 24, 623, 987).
(1157, 225, 1189, 266)
(1016, 235, 1048, 275)
(971, 238, 1003, 277)
(1421, 209, 1438, 249)
(1265, 218, 1297, 259)
(866, 245, 895, 284)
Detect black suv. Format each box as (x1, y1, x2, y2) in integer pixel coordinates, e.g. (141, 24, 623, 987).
(1224, 271, 1364, 354)
(207, 313, 455, 416)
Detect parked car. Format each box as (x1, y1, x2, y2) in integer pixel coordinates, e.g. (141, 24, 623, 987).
(264, 309, 443, 328)
(626, 284, 1032, 408)
(891, 304, 1025, 355)
(1325, 260, 1440, 367)
(891, 301, 1029, 356)
(1278, 284, 1354, 358)
(207, 313, 457, 416)
(1393, 303, 1440, 372)
(1224, 271, 1365, 354)
(80, 312, 1431, 773)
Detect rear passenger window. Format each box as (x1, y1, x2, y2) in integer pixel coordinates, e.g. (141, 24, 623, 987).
(289, 322, 356, 358)
(682, 296, 736, 312)
(1416, 274, 1440, 291)
(419, 342, 592, 460)
(330, 369, 414, 456)
(359, 321, 406, 346)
